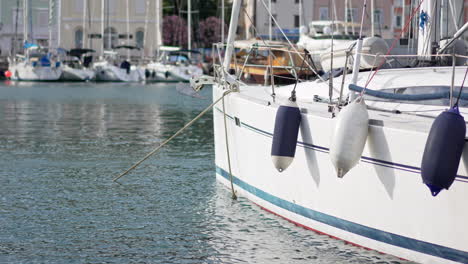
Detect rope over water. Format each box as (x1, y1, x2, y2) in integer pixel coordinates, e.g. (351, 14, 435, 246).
(113, 90, 233, 182)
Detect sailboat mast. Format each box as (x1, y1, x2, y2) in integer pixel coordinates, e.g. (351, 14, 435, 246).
(23, 0, 27, 43)
(188, 0, 191, 52)
(101, 0, 104, 54)
(82, 0, 87, 48)
(221, 0, 225, 42)
(57, 0, 61, 47)
(223, 0, 241, 72)
(417, 0, 440, 61)
(299, 0, 302, 27)
(344, 0, 348, 33)
(371, 0, 375, 36)
(126, 0, 130, 60)
(143, 0, 150, 59)
(49, 0, 53, 48)
(268, 0, 272, 40)
(155, 0, 161, 59)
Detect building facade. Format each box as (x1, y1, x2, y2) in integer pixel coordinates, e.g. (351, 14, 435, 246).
(0, 0, 163, 58)
(60, 0, 162, 58)
(242, 0, 467, 41)
(0, 0, 51, 57)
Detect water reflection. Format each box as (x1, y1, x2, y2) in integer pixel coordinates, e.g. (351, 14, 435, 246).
(0, 82, 408, 264)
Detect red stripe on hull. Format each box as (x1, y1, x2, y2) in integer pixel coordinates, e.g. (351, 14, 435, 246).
(251, 201, 408, 261)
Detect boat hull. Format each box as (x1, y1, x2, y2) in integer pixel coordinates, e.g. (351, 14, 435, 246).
(145, 63, 202, 82)
(9, 63, 62, 81)
(94, 64, 144, 82)
(212, 85, 468, 264)
(60, 67, 95, 81)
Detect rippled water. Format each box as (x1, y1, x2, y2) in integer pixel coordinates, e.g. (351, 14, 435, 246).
(0, 81, 411, 263)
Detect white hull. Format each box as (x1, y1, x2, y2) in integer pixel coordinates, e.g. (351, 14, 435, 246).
(212, 79, 468, 263)
(9, 62, 62, 81)
(60, 66, 95, 81)
(94, 63, 144, 82)
(145, 62, 203, 82)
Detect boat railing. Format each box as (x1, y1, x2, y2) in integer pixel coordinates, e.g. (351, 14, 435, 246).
(211, 42, 321, 85)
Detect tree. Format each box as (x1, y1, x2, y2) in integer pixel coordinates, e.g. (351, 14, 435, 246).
(199, 17, 227, 48)
(163, 15, 187, 47)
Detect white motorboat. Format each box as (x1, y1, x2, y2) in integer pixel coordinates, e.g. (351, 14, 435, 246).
(204, 1, 468, 263)
(145, 47, 203, 82)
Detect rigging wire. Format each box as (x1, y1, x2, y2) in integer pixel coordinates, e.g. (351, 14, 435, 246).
(241, 7, 316, 84)
(362, 0, 426, 94)
(454, 67, 468, 107)
(258, 0, 330, 84)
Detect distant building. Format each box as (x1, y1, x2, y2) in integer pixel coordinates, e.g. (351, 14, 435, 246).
(0, 0, 163, 58)
(240, 0, 467, 41)
(0, 0, 51, 57)
(59, 0, 162, 58)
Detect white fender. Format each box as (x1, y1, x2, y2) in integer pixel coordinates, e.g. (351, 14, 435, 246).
(330, 97, 369, 178)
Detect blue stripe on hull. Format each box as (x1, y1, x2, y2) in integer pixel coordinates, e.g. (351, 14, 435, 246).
(215, 107, 468, 181)
(216, 166, 468, 263)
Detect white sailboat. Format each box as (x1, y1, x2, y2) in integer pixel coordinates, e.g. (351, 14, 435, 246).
(59, 0, 95, 82)
(145, 0, 203, 82)
(9, 0, 62, 81)
(93, 0, 144, 82)
(59, 48, 95, 81)
(204, 0, 468, 263)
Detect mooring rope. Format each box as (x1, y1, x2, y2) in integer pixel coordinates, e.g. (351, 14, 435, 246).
(222, 91, 237, 200)
(113, 90, 233, 182)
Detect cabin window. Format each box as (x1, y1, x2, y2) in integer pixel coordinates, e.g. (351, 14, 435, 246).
(135, 30, 144, 48)
(75, 28, 83, 48)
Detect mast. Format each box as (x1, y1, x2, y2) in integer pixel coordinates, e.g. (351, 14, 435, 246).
(23, 0, 27, 43)
(188, 0, 191, 52)
(48, 0, 53, 49)
(417, 0, 440, 61)
(332, 0, 338, 22)
(371, 0, 374, 36)
(57, 0, 61, 47)
(82, 0, 87, 48)
(101, 0, 104, 54)
(155, 0, 161, 59)
(299, 0, 302, 28)
(268, 0, 272, 41)
(221, 0, 225, 42)
(143, 0, 150, 59)
(223, 0, 241, 72)
(344, 0, 348, 33)
(126, 0, 130, 60)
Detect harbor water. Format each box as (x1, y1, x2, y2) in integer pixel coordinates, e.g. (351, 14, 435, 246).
(0, 82, 411, 263)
